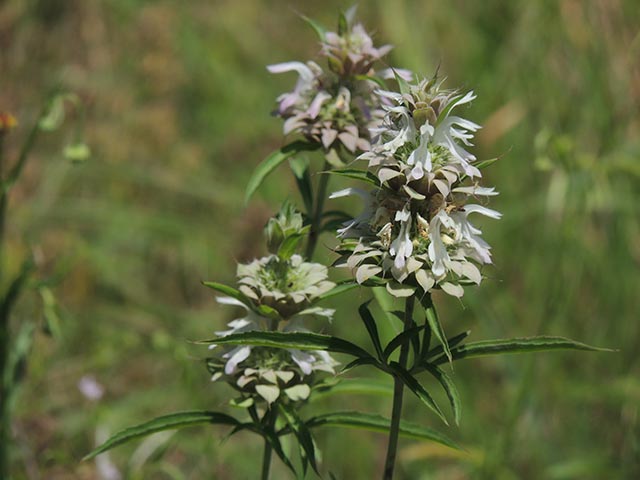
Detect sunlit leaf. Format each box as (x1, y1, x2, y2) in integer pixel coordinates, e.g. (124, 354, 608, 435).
(83, 411, 240, 460)
(63, 142, 90, 163)
(422, 296, 451, 363)
(245, 141, 318, 204)
(323, 168, 379, 186)
(317, 280, 359, 301)
(299, 14, 327, 40)
(431, 336, 614, 366)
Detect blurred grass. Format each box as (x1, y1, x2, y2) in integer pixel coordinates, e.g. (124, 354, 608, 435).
(1, 0, 639, 478)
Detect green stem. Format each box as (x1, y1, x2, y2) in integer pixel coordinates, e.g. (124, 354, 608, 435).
(305, 161, 330, 260)
(383, 295, 415, 480)
(0, 133, 8, 480)
(261, 407, 277, 480)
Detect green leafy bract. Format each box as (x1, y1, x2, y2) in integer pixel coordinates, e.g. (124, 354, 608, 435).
(323, 168, 379, 186)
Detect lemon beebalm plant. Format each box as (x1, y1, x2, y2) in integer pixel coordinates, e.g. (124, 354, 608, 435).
(86, 8, 611, 479)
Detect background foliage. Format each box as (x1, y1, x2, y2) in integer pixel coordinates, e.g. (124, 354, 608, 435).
(1, 0, 638, 478)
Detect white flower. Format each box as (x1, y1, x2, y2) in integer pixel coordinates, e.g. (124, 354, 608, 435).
(389, 206, 413, 271)
(267, 61, 323, 115)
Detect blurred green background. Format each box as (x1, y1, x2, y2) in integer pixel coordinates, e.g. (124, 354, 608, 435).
(1, 0, 639, 478)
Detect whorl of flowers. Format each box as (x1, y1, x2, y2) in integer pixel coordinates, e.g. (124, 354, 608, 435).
(267, 9, 407, 157)
(207, 205, 338, 404)
(333, 76, 502, 298)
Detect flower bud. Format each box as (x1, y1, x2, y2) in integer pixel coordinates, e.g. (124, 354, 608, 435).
(265, 202, 308, 259)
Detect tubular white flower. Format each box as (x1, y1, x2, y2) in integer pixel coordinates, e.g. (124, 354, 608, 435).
(389, 206, 413, 271)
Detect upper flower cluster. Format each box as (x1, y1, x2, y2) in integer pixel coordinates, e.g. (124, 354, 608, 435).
(333, 76, 501, 298)
(268, 10, 406, 157)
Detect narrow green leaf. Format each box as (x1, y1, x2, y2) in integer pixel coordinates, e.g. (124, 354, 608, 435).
(300, 14, 327, 40)
(7, 321, 36, 391)
(422, 330, 470, 366)
(436, 93, 466, 127)
(277, 233, 304, 260)
(422, 296, 451, 363)
(289, 157, 313, 215)
(0, 257, 35, 322)
(431, 336, 614, 366)
(245, 141, 318, 204)
(358, 301, 384, 360)
(476, 157, 499, 170)
(201, 281, 248, 304)
(305, 412, 461, 451)
(279, 404, 319, 475)
(337, 11, 348, 35)
(383, 326, 425, 361)
(39, 286, 62, 338)
(424, 365, 462, 425)
(354, 74, 387, 89)
(317, 280, 358, 301)
(393, 68, 411, 96)
(264, 429, 298, 476)
(312, 378, 394, 399)
(196, 331, 374, 360)
(83, 411, 240, 460)
(322, 168, 379, 186)
(340, 356, 383, 374)
(389, 362, 449, 425)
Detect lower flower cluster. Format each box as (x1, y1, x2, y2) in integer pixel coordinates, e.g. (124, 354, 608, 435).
(207, 251, 338, 405)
